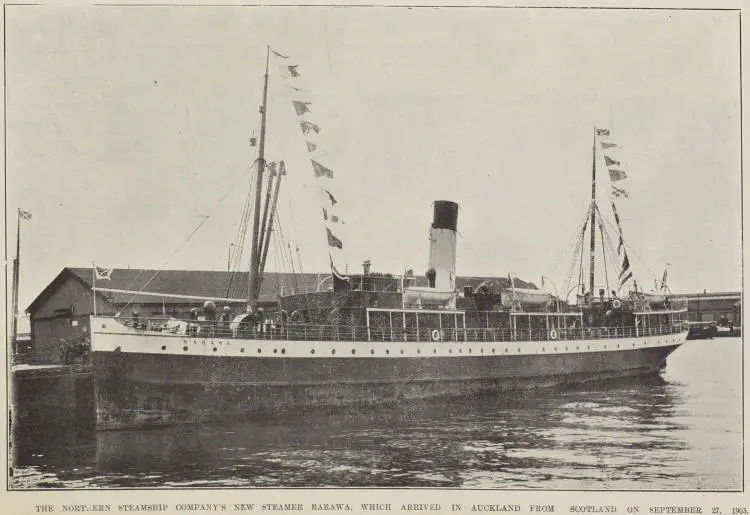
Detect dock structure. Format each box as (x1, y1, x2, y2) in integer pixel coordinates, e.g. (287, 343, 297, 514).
(11, 364, 94, 433)
(670, 291, 741, 326)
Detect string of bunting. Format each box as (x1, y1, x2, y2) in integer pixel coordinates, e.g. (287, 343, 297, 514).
(271, 49, 349, 282)
(596, 127, 631, 287)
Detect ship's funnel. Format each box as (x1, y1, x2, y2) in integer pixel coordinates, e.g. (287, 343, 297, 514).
(427, 200, 458, 292)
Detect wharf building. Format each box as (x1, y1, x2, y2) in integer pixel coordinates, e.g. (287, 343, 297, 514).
(670, 291, 741, 325)
(22, 267, 537, 365)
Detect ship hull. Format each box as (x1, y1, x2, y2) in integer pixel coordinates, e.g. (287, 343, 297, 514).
(90, 319, 686, 429)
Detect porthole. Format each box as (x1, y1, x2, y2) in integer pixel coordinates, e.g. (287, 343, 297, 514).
(448, 349, 452, 354)
(311, 349, 315, 355)
(183, 346, 188, 351)
(604, 345, 607, 350)
(212, 347, 217, 352)
(241, 348, 245, 353)
(400, 349, 404, 355)
(554, 347, 557, 351)
(332, 349, 336, 355)
(161, 346, 167, 351)
(370, 349, 375, 355)
(281, 349, 286, 354)
(459, 349, 462, 354)
(542, 348, 545, 352)
(433, 349, 437, 354)
(481, 348, 484, 354)
(257, 348, 261, 354)
(273, 349, 278, 354)
(417, 349, 421, 354)
(468, 348, 472, 354)
(352, 349, 356, 355)
(385, 349, 389, 355)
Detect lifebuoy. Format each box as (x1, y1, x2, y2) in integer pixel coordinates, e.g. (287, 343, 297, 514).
(612, 299, 622, 310)
(549, 329, 558, 340)
(431, 329, 441, 342)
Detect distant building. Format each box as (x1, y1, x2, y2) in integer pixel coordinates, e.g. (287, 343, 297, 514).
(24, 267, 536, 365)
(670, 291, 741, 325)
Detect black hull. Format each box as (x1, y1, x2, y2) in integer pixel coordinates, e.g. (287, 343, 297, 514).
(93, 345, 679, 430)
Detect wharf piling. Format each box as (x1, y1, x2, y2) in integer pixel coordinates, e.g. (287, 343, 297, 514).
(11, 365, 95, 433)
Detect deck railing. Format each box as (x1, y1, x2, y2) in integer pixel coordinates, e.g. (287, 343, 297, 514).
(107, 317, 689, 344)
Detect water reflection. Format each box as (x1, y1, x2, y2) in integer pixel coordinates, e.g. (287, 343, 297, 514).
(10, 374, 686, 488)
(10, 341, 742, 489)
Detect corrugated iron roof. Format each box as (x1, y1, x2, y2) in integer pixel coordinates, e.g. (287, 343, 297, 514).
(66, 268, 322, 304)
(28, 267, 537, 313)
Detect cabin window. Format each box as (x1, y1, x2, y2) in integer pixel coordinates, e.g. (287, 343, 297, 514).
(404, 312, 418, 340)
(487, 311, 509, 329)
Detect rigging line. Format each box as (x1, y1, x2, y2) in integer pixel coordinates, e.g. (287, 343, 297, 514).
(596, 208, 639, 276)
(601, 228, 625, 292)
(226, 108, 262, 284)
(121, 269, 145, 300)
(597, 209, 633, 291)
(285, 193, 303, 269)
(562, 224, 585, 299)
(577, 206, 591, 296)
(232, 170, 257, 264)
(226, 165, 259, 297)
(119, 214, 213, 314)
(121, 165, 257, 313)
(271, 220, 287, 298)
(296, 244, 305, 282)
(545, 207, 593, 278)
(274, 212, 299, 295)
(597, 207, 620, 261)
(562, 227, 583, 290)
(598, 214, 610, 293)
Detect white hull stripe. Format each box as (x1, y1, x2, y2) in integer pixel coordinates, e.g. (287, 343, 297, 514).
(91, 327, 686, 359)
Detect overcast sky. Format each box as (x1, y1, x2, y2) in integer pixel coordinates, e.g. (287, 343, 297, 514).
(5, 5, 741, 314)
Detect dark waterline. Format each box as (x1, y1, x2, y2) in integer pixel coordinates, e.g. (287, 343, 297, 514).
(9, 339, 742, 490)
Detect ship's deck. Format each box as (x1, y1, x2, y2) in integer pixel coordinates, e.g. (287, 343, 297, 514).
(100, 316, 689, 344)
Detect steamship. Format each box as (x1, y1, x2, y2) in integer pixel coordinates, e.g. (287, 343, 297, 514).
(88, 50, 689, 430)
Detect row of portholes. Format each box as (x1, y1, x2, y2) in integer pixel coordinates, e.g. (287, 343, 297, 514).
(167, 336, 665, 353)
(167, 346, 587, 355)
(166, 340, 659, 354)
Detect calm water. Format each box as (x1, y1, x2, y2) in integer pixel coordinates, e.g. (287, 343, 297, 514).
(9, 339, 742, 490)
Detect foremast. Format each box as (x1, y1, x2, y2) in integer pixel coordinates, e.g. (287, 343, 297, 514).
(588, 130, 597, 310)
(571, 126, 634, 306)
(247, 46, 271, 313)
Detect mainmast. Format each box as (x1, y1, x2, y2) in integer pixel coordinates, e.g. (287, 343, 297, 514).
(247, 46, 271, 313)
(588, 129, 597, 308)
